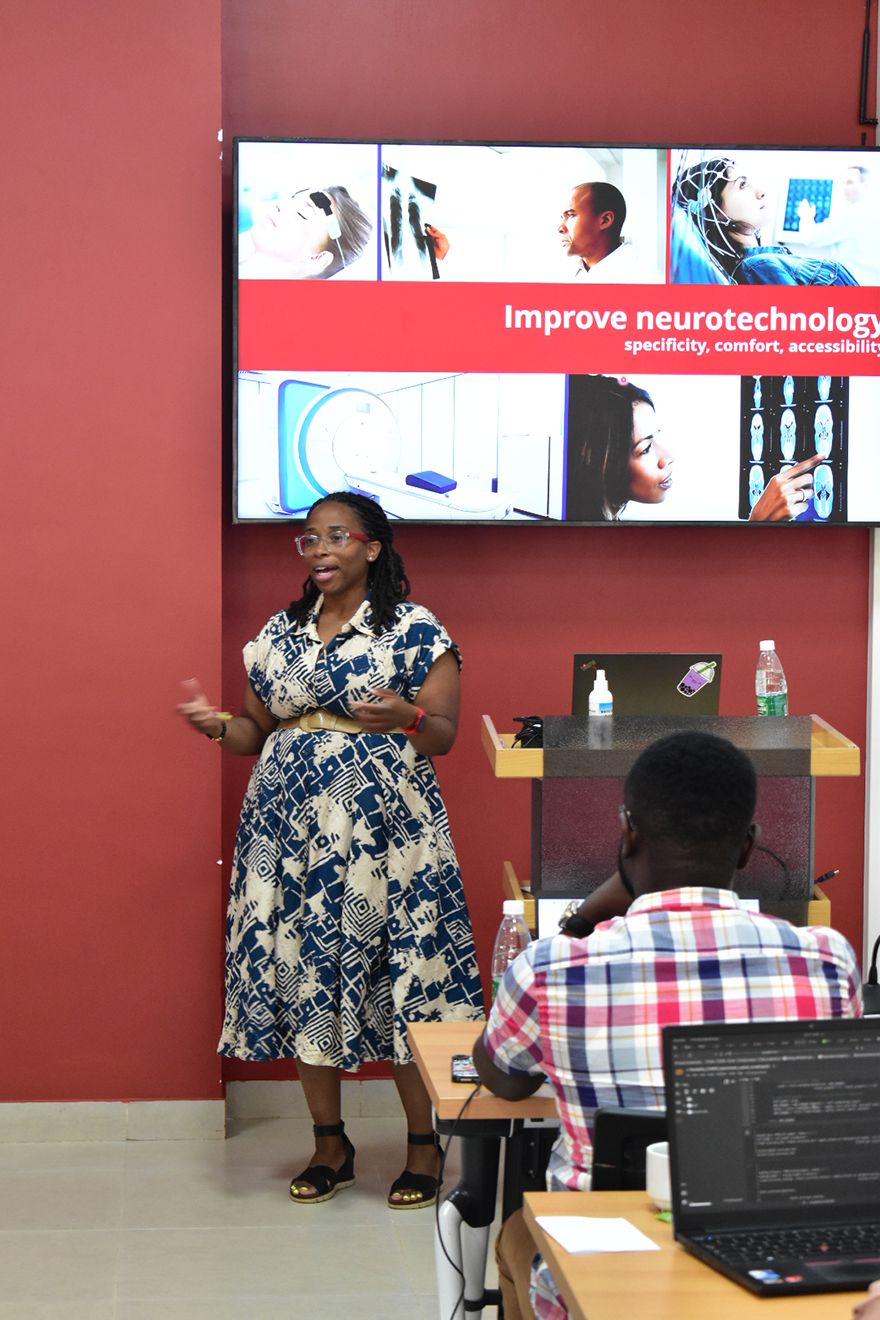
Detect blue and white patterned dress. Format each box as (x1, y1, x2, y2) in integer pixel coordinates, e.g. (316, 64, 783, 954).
(218, 596, 483, 1068)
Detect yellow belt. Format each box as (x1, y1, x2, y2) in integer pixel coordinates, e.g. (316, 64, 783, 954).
(277, 709, 404, 735)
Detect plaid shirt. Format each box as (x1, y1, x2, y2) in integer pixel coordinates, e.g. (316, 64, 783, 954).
(484, 886, 862, 1320)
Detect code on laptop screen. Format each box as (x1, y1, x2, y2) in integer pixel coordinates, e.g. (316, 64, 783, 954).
(667, 1024, 880, 1215)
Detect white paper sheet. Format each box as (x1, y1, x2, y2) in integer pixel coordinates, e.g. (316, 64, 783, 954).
(535, 1216, 661, 1254)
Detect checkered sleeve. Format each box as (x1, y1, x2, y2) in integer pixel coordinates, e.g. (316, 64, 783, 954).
(812, 925, 864, 1016)
(483, 944, 545, 1076)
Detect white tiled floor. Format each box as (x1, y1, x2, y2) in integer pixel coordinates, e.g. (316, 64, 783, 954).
(0, 1113, 499, 1318)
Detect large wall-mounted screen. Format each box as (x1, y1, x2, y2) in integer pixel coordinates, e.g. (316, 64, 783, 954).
(234, 139, 880, 525)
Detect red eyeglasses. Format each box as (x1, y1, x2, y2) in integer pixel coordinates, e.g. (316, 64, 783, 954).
(294, 530, 372, 556)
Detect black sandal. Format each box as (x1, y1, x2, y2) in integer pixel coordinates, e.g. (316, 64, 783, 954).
(387, 1131, 442, 1210)
(289, 1122, 356, 1204)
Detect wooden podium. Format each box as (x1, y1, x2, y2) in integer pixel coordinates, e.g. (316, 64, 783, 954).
(482, 713, 859, 926)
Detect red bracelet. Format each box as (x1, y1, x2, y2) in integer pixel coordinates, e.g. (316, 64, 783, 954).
(400, 706, 427, 735)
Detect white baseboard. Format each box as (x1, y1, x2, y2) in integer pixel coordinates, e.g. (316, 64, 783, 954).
(0, 1081, 402, 1142)
(0, 1099, 225, 1142)
(225, 1079, 403, 1121)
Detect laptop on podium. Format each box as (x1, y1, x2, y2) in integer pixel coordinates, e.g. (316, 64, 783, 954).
(663, 1017, 880, 1295)
(572, 652, 722, 717)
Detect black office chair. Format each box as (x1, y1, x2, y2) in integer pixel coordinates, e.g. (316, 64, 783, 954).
(590, 1105, 667, 1191)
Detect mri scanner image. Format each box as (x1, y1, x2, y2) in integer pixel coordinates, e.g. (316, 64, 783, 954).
(236, 370, 566, 520)
(738, 376, 848, 521)
(670, 148, 880, 285)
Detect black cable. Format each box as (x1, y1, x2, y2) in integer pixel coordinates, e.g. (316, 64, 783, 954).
(754, 843, 793, 899)
(868, 933, 880, 986)
(860, 0, 879, 125)
(432, 1081, 483, 1320)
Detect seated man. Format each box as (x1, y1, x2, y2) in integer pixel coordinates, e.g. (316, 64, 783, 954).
(474, 730, 862, 1320)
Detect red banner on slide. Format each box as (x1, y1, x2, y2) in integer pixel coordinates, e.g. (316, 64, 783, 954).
(239, 280, 880, 377)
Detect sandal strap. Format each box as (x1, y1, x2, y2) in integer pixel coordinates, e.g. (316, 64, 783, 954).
(290, 1164, 338, 1198)
(406, 1131, 439, 1145)
(389, 1170, 441, 1198)
(313, 1121, 345, 1138)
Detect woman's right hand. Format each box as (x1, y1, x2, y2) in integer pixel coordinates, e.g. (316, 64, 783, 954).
(749, 453, 822, 522)
(177, 678, 228, 739)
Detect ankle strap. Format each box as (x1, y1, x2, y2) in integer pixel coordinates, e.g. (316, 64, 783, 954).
(407, 1131, 439, 1145)
(313, 1122, 345, 1137)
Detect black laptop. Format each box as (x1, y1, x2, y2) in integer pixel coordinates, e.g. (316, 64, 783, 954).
(663, 1017, 880, 1295)
(572, 652, 722, 717)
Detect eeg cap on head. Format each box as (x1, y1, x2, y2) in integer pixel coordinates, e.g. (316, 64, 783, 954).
(624, 730, 757, 850)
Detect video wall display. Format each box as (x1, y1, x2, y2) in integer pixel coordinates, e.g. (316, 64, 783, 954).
(234, 139, 880, 524)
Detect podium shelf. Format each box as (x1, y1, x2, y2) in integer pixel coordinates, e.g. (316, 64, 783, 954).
(481, 714, 859, 779)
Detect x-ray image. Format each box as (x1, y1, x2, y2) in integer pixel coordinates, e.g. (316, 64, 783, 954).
(381, 163, 438, 279)
(738, 376, 849, 522)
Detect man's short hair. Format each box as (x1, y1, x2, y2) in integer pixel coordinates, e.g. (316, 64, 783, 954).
(579, 181, 627, 242)
(624, 731, 757, 849)
(848, 165, 869, 180)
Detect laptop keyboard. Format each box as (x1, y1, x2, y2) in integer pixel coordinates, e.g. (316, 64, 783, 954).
(697, 1224, 880, 1266)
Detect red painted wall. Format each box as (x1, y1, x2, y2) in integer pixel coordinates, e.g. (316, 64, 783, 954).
(220, 0, 875, 1084)
(0, 0, 872, 1103)
(0, 1, 223, 1100)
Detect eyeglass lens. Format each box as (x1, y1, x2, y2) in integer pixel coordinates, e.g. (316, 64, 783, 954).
(296, 530, 361, 555)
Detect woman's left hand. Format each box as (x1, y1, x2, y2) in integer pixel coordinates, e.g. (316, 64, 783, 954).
(347, 651, 461, 756)
(349, 688, 417, 732)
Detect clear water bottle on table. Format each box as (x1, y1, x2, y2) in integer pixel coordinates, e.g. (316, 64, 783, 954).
(491, 900, 532, 1002)
(756, 640, 788, 716)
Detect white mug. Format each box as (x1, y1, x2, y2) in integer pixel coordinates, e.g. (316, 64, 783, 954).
(645, 1140, 671, 1212)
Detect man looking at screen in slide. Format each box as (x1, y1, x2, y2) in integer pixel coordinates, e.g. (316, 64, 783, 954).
(559, 182, 663, 282)
(796, 166, 880, 286)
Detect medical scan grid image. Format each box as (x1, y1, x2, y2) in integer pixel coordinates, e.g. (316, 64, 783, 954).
(738, 375, 849, 522)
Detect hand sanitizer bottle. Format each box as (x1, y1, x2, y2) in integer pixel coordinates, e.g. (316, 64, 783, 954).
(589, 669, 613, 716)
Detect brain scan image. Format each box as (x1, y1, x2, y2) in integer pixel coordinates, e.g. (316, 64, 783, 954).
(783, 376, 795, 406)
(814, 404, 833, 458)
(813, 464, 833, 520)
(750, 412, 764, 460)
(780, 407, 797, 461)
(749, 464, 765, 507)
(753, 377, 762, 409)
(818, 375, 832, 401)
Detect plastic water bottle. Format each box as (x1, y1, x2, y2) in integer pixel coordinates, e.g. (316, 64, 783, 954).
(491, 900, 532, 1001)
(756, 640, 788, 716)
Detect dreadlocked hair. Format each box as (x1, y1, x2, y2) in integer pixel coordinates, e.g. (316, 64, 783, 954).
(286, 492, 411, 636)
(672, 156, 757, 282)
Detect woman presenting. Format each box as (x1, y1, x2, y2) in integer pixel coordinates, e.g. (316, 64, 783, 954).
(179, 492, 482, 1207)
